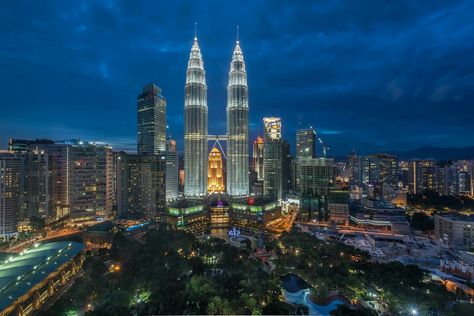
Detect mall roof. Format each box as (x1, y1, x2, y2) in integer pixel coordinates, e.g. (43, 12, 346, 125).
(0, 241, 84, 311)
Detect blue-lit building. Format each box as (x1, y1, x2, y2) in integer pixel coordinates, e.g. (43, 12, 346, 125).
(137, 83, 167, 155)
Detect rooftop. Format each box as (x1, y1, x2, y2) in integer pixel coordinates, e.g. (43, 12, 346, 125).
(0, 241, 84, 311)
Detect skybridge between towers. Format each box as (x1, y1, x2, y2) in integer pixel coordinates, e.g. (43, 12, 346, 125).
(207, 135, 227, 160)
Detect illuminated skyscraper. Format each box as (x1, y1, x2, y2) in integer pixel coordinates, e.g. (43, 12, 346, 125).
(184, 35, 208, 196)
(296, 128, 316, 159)
(0, 153, 21, 240)
(252, 137, 264, 181)
(226, 36, 249, 196)
(137, 84, 167, 154)
(208, 147, 225, 193)
(263, 117, 283, 200)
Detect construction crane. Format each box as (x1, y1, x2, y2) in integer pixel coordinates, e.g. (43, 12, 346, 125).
(317, 136, 329, 158)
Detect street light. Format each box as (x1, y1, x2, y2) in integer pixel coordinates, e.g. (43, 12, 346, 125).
(411, 308, 418, 315)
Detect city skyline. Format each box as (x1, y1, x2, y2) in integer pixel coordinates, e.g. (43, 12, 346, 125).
(1, 3, 474, 314)
(1, 1, 474, 156)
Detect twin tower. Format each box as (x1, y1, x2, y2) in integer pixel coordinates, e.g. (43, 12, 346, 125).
(184, 34, 249, 197)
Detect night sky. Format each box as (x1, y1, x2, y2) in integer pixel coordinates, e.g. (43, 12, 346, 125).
(1, 1, 473, 156)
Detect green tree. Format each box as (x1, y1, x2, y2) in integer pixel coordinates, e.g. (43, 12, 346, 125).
(207, 297, 233, 315)
(183, 276, 217, 314)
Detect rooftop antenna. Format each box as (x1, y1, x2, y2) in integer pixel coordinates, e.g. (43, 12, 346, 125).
(236, 25, 239, 43)
(194, 22, 197, 41)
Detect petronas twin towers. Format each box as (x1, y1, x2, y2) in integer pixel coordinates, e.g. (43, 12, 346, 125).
(184, 33, 249, 197)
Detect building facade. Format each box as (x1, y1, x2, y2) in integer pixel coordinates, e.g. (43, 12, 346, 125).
(166, 139, 179, 201)
(208, 147, 225, 193)
(137, 84, 167, 154)
(8, 139, 113, 221)
(409, 159, 436, 194)
(226, 39, 249, 196)
(184, 36, 208, 197)
(296, 157, 335, 197)
(65, 140, 113, 219)
(328, 190, 350, 226)
(20, 149, 52, 220)
(348, 154, 398, 193)
(281, 140, 292, 196)
(296, 128, 316, 159)
(0, 153, 21, 240)
(263, 117, 283, 201)
(252, 137, 264, 181)
(116, 152, 166, 219)
(435, 214, 474, 249)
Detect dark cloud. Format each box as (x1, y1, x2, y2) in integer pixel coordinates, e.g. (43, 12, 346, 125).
(0, 0, 473, 156)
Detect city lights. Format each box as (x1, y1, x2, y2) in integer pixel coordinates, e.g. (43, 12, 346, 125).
(1, 2, 473, 316)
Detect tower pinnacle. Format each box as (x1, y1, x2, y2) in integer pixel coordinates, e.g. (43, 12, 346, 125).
(194, 22, 197, 41)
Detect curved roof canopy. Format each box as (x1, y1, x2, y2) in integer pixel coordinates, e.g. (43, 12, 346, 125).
(0, 241, 84, 311)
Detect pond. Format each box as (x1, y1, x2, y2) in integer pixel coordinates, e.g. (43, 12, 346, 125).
(281, 274, 344, 316)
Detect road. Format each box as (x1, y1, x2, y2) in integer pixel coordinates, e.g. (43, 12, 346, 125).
(299, 222, 406, 237)
(4, 228, 81, 253)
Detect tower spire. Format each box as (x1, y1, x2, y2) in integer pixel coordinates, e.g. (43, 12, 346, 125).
(236, 25, 239, 43)
(194, 22, 197, 41)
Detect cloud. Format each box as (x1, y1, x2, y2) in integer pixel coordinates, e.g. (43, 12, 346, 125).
(0, 0, 473, 156)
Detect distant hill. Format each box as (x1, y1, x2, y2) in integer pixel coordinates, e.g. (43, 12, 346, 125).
(335, 146, 474, 161)
(390, 146, 474, 160)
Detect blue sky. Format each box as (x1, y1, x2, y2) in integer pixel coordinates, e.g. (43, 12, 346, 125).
(1, 0, 473, 156)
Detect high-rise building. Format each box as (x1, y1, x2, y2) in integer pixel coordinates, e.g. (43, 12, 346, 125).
(208, 147, 225, 193)
(115, 152, 128, 219)
(7, 139, 113, 221)
(296, 158, 335, 196)
(116, 152, 166, 219)
(433, 162, 459, 195)
(347, 152, 360, 187)
(294, 128, 317, 196)
(0, 153, 21, 240)
(252, 137, 264, 181)
(64, 140, 113, 219)
(184, 35, 208, 197)
(347, 154, 398, 194)
(263, 117, 283, 201)
(296, 128, 316, 159)
(166, 139, 179, 201)
(457, 171, 471, 195)
(282, 140, 292, 195)
(226, 38, 249, 196)
(20, 148, 52, 220)
(36, 143, 70, 219)
(297, 157, 335, 221)
(137, 84, 167, 154)
(328, 190, 350, 226)
(409, 159, 436, 194)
